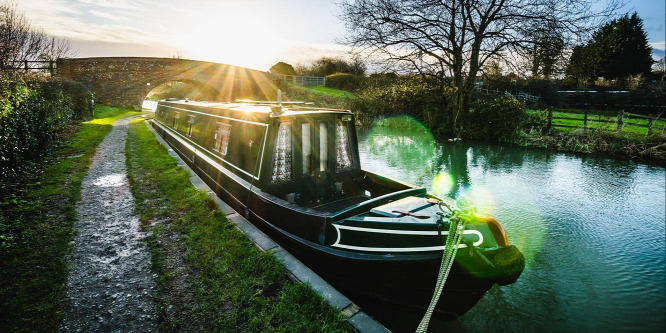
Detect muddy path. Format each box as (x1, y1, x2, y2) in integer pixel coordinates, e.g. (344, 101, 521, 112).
(61, 117, 157, 332)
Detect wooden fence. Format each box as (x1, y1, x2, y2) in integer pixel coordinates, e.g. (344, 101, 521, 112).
(475, 87, 540, 104)
(545, 107, 665, 135)
(1, 60, 57, 75)
(272, 74, 325, 87)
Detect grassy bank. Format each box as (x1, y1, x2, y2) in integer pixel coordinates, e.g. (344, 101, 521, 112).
(0, 105, 140, 332)
(509, 128, 666, 161)
(528, 108, 666, 136)
(125, 118, 354, 332)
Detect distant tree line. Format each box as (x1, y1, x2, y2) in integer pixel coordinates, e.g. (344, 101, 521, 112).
(270, 56, 366, 77)
(565, 13, 654, 86)
(0, 1, 74, 72)
(1, 1, 91, 181)
(270, 3, 662, 140)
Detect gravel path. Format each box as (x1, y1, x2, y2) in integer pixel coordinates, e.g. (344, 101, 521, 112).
(61, 117, 157, 332)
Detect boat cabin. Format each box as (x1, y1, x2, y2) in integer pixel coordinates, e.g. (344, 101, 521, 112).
(154, 100, 369, 211)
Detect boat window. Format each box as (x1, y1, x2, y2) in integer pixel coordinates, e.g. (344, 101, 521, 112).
(319, 122, 328, 171)
(335, 119, 352, 170)
(212, 122, 231, 156)
(302, 123, 311, 175)
(173, 111, 179, 129)
(186, 115, 195, 137)
(271, 122, 292, 183)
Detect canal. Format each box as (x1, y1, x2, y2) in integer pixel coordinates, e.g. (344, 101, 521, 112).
(356, 117, 665, 332)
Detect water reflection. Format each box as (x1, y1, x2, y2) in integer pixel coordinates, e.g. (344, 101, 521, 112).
(358, 117, 665, 332)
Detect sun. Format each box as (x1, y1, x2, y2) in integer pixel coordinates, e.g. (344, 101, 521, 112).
(174, 12, 284, 70)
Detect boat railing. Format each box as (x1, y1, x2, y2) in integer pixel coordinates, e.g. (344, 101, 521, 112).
(329, 187, 427, 221)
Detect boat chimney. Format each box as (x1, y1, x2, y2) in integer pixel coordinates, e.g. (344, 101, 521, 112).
(271, 89, 283, 114)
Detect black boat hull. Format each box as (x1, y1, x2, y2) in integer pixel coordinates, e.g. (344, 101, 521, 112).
(248, 208, 524, 319)
(150, 116, 525, 319)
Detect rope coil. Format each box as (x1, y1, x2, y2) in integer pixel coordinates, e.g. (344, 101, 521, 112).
(416, 199, 474, 333)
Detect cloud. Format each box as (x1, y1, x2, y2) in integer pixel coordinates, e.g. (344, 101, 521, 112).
(89, 9, 129, 22)
(77, 0, 138, 10)
(651, 42, 665, 60)
(67, 38, 183, 58)
(276, 41, 351, 66)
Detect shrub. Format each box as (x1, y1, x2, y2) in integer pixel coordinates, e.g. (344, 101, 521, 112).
(325, 72, 366, 91)
(350, 77, 454, 136)
(0, 77, 93, 182)
(465, 96, 529, 140)
(269, 62, 297, 75)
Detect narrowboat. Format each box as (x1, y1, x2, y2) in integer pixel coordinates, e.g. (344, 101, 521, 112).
(150, 98, 525, 319)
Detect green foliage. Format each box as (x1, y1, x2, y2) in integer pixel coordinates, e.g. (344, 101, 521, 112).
(514, 128, 666, 161)
(298, 56, 366, 76)
(566, 12, 653, 83)
(466, 96, 529, 140)
(0, 105, 133, 331)
(269, 62, 296, 75)
(325, 72, 366, 91)
(306, 86, 355, 98)
(0, 77, 93, 181)
(269, 76, 352, 109)
(350, 77, 453, 135)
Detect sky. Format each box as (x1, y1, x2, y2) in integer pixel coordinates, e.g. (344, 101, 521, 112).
(14, 0, 666, 71)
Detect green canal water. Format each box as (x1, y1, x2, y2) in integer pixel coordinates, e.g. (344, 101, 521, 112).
(356, 117, 665, 332)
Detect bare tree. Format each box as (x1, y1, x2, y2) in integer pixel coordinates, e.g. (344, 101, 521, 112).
(340, 0, 621, 134)
(655, 58, 666, 76)
(1, 1, 74, 72)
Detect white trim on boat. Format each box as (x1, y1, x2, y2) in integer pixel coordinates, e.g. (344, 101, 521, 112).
(154, 117, 267, 181)
(331, 224, 483, 252)
(162, 104, 270, 126)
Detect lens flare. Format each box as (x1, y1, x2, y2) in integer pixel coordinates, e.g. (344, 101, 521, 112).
(432, 172, 454, 197)
(456, 186, 497, 217)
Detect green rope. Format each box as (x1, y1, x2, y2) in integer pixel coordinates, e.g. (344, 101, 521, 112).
(416, 200, 475, 333)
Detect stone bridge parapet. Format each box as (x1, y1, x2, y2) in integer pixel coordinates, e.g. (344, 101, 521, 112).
(57, 57, 277, 109)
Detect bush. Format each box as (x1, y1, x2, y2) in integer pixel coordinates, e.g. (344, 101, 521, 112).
(465, 96, 528, 140)
(269, 62, 297, 75)
(325, 72, 366, 91)
(350, 77, 454, 136)
(0, 77, 93, 182)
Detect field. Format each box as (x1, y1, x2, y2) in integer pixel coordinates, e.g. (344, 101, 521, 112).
(528, 108, 665, 136)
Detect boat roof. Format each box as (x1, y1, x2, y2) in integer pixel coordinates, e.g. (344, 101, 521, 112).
(159, 99, 352, 117)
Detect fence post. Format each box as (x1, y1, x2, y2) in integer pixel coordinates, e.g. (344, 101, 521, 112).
(49, 60, 54, 76)
(24, 60, 28, 70)
(647, 118, 653, 135)
(583, 111, 588, 131)
(617, 109, 624, 132)
(547, 107, 553, 131)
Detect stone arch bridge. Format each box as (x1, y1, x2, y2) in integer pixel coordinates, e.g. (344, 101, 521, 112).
(57, 57, 279, 109)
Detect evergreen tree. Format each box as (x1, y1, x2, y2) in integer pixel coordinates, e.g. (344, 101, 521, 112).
(593, 13, 653, 78)
(567, 12, 653, 82)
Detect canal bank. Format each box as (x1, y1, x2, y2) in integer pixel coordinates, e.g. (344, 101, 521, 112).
(128, 117, 384, 331)
(143, 118, 388, 332)
(0, 106, 141, 331)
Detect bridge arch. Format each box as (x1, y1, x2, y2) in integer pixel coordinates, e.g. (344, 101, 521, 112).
(142, 79, 222, 103)
(57, 57, 278, 109)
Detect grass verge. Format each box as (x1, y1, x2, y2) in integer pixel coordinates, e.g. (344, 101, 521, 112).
(509, 128, 666, 161)
(527, 109, 666, 136)
(125, 118, 354, 332)
(0, 105, 140, 332)
(280, 84, 352, 109)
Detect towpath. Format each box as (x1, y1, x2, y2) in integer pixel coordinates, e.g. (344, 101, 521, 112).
(60, 117, 157, 331)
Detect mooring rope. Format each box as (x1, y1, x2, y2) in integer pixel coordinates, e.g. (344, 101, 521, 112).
(415, 200, 472, 333)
